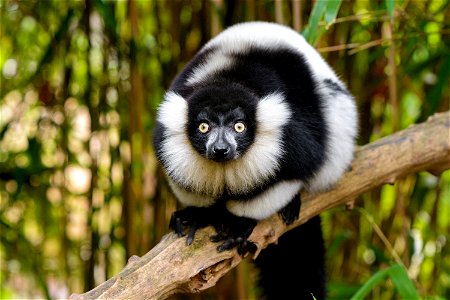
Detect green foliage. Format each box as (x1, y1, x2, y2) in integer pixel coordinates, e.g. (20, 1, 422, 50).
(0, 0, 449, 299)
(302, 0, 343, 44)
(351, 264, 419, 300)
(385, 0, 396, 18)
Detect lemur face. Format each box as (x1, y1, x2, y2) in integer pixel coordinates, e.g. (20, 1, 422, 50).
(186, 85, 257, 162)
(190, 107, 251, 162)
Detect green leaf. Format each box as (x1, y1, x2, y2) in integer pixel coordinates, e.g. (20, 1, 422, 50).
(350, 264, 419, 300)
(324, 0, 343, 24)
(308, 0, 327, 29)
(350, 265, 392, 300)
(389, 264, 420, 300)
(328, 282, 361, 299)
(302, 0, 343, 45)
(302, 0, 327, 43)
(385, 0, 396, 18)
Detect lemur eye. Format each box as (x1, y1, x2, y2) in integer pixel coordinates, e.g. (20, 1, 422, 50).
(234, 122, 246, 133)
(198, 122, 209, 133)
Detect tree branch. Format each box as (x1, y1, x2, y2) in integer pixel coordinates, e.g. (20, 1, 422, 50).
(70, 111, 450, 300)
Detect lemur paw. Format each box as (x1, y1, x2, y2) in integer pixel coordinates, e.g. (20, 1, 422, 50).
(279, 196, 301, 225)
(211, 212, 257, 255)
(169, 207, 214, 245)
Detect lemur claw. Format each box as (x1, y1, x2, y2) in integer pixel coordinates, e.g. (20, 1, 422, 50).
(186, 226, 197, 245)
(212, 213, 257, 255)
(169, 206, 257, 254)
(169, 206, 215, 245)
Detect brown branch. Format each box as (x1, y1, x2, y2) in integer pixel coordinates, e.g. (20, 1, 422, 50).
(70, 111, 450, 300)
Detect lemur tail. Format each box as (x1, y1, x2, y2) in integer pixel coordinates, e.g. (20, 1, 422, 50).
(254, 216, 326, 300)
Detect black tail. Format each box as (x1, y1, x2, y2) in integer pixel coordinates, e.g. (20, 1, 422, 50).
(254, 216, 326, 300)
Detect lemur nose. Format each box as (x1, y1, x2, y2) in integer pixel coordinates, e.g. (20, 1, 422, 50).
(213, 146, 229, 155)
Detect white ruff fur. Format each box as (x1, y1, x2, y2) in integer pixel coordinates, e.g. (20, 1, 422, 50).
(308, 84, 358, 193)
(168, 178, 215, 207)
(226, 180, 303, 220)
(157, 92, 291, 199)
(186, 21, 338, 86)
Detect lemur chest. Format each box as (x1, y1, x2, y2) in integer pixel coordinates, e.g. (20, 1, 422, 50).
(180, 169, 270, 199)
(169, 150, 281, 198)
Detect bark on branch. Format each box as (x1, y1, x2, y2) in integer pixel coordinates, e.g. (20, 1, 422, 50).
(70, 111, 450, 300)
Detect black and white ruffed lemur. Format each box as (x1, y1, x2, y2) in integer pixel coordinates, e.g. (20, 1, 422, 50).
(153, 22, 358, 300)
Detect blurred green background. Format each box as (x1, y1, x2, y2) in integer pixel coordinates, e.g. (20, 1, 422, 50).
(0, 0, 449, 299)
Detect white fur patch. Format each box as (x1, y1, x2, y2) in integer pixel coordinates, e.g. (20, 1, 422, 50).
(157, 92, 291, 201)
(167, 178, 215, 207)
(226, 180, 303, 220)
(157, 92, 188, 134)
(308, 83, 358, 193)
(160, 132, 225, 197)
(186, 22, 338, 85)
(187, 51, 234, 86)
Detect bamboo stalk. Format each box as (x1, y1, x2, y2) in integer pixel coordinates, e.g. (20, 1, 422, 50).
(292, 0, 302, 31)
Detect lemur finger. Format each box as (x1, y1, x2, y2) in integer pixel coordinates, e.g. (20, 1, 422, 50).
(210, 230, 228, 242)
(237, 240, 257, 256)
(217, 238, 239, 252)
(174, 217, 184, 237)
(186, 225, 197, 245)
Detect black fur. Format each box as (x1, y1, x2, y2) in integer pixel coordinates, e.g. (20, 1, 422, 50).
(255, 216, 326, 300)
(323, 78, 351, 97)
(186, 83, 258, 159)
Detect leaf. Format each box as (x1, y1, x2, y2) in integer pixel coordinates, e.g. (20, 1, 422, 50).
(389, 264, 420, 300)
(350, 264, 420, 300)
(324, 0, 343, 24)
(302, 0, 327, 43)
(308, 0, 327, 29)
(385, 0, 396, 18)
(328, 282, 361, 299)
(350, 265, 392, 300)
(302, 0, 343, 45)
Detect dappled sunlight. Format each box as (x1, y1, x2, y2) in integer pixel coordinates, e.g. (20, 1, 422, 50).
(65, 164, 91, 194)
